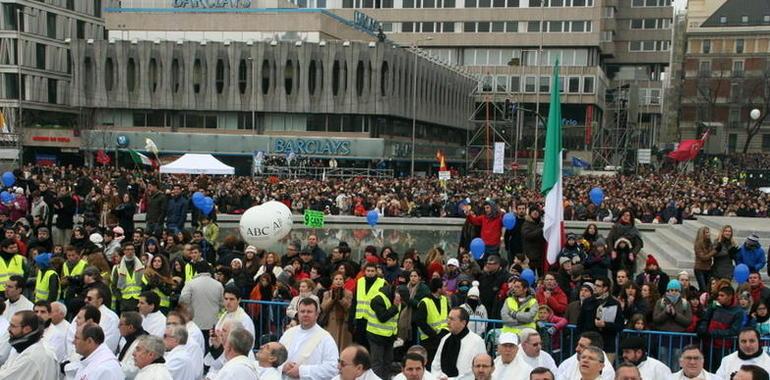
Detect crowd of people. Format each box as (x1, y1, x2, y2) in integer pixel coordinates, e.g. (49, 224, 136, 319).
(0, 162, 767, 379)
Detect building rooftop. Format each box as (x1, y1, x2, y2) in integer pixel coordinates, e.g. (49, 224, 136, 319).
(701, 0, 770, 27)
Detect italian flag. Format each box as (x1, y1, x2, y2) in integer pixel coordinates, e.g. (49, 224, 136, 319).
(129, 149, 153, 166)
(541, 62, 565, 266)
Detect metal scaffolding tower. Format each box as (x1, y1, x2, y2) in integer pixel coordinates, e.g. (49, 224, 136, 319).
(592, 81, 641, 170)
(465, 91, 515, 173)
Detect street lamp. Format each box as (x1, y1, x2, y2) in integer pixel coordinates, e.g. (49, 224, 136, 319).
(410, 36, 433, 177)
(751, 108, 761, 121)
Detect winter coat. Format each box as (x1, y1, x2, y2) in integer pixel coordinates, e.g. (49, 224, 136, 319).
(478, 269, 509, 320)
(535, 286, 568, 316)
(736, 244, 766, 273)
(607, 222, 643, 256)
(694, 242, 715, 271)
(111, 201, 136, 237)
(635, 269, 670, 296)
(165, 195, 188, 228)
(652, 296, 692, 332)
(698, 302, 745, 348)
(577, 295, 624, 352)
(521, 215, 546, 271)
(320, 287, 352, 351)
(712, 239, 739, 279)
(466, 210, 504, 247)
(584, 251, 612, 279)
(146, 191, 167, 225)
(503, 216, 526, 258)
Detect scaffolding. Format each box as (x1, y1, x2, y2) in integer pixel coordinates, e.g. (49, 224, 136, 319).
(592, 81, 641, 170)
(465, 90, 515, 173)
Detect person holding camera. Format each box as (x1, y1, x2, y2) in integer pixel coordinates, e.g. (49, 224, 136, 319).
(321, 271, 353, 351)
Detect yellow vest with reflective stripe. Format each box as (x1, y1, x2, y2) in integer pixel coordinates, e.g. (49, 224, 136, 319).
(0, 255, 24, 292)
(62, 259, 87, 278)
(142, 275, 171, 308)
(35, 269, 57, 302)
(501, 296, 538, 334)
(122, 270, 142, 300)
(355, 277, 385, 320)
(185, 263, 197, 282)
(419, 295, 449, 341)
(366, 293, 400, 337)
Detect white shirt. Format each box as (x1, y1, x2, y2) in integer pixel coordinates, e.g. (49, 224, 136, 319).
(330, 369, 382, 380)
(279, 323, 340, 380)
(43, 319, 70, 362)
(716, 351, 770, 380)
(0, 318, 9, 366)
(187, 321, 206, 355)
(260, 367, 284, 380)
(73, 343, 125, 380)
(119, 338, 141, 380)
(99, 304, 121, 353)
(673, 369, 720, 380)
(392, 371, 437, 380)
(0, 340, 59, 380)
(165, 345, 202, 380)
(3, 296, 33, 319)
(492, 355, 532, 380)
(211, 355, 259, 380)
(431, 330, 487, 380)
(204, 345, 255, 378)
(135, 362, 172, 380)
(141, 311, 167, 338)
(215, 307, 255, 340)
(520, 351, 558, 375)
(638, 356, 672, 379)
(556, 352, 615, 380)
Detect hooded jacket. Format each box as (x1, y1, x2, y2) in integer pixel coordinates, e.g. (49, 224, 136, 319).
(466, 203, 503, 247)
(737, 243, 766, 273)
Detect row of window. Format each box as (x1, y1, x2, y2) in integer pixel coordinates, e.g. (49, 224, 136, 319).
(631, 0, 671, 7)
(526, 20, 593, 33)
(389, 20, 592, 33)
(697, 60, 745, 76)
(339, 0, 592, 8)
(2, 4, 96, 39)
(457, 48, 593, 67)
(699, 39, 746, 54)
(479, 74, 595, 94)
(629, 40, 671, 52)
(718, 15, 770, 25)
(630, 18, 672, 30)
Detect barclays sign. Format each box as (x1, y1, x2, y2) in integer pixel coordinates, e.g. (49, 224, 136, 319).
(273, 138, 352, 156)
(172, 0, 252, 8)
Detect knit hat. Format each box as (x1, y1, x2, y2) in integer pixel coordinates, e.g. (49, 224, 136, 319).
(14, 187, 23, 195)
(747, 233, 760, 244)
(447, 258, 460, 267)
(89, 233, 104, 248)
(646, 255, 659, 268)
(112, 226, 125, 236)
(35, 253, 52, 268)
(467, 281, 480, 299)
(231, 258, 243, 267)
(245, 245, 258, 254)
(594, 238, 607, 247)
(666, 279, 682, 291)
(581, 282, 595, 293)
(559, 256, 571, 265)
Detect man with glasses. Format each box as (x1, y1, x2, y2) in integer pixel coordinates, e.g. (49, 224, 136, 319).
(432, 307, 486, 380)
(577, 276, 622, 362)
(281, 242, 301, 267)
(0, 310, 58, 379)
(556, 331, 614, 380)
(334, 345, 380, 380)
(717, 327, 770, 379)
(518, 328, 557, 375)
(163, 324, 202, 380)
(619, 336, 671, 379)
(471, 354, 494, 380)
(116, 311, 147, 379)
(673, 345, 718, 380)
(577, 345, 603, 380)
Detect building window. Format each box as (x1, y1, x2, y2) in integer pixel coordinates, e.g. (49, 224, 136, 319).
(539, 76, 549, 92)
(733, 60, 744, 77)
(47, 78, 57, 104)
(285, 60, 295, 95)
(215, 59, 226, 94)
(728, 133, 737, 153)
(478, 22, 490, 32)
(149, 58, 160, 93)
(524, 76, 536, 92)
(105, 58, 114, 92)
(492, 21, 505, 32)
(702, 40, 711, 54)
(510, 76, 520, 92)
(127, 58, 137, 93)
(46, 12, 57, 39)
(403, 22, 414, 32)
(332, 60, 341, 96)
(355, 60, 364, 96)
(193, 58, 204, 94)
(568, 76, 580, 93)
(741, 15, 749, 24)
(763, 134, 770, 151)
(719, 16, 727, 24)
(261, 59, 271, 95)
(381, 61, 389, 96)
(583, 76, 594, 93)
(238, 59, 248, 95)
(443, 22, 455, 32)
(172, 58, 182, 93)
(736, 39, 744, 53)
(764, 15, 770, 24)
(36, 43, 46, 70)
(527, 21, 540, 32)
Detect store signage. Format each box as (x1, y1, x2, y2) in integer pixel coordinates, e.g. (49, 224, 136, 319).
(172, 0, 252, 8)
(116, 135, 129, 147)
(353, 11, 379, 33)
(273, 138, 352, 156)
(31, 136, 71, 143)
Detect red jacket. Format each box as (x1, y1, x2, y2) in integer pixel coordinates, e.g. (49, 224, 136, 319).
(535, 286, 569, 316)
(466, 213, 503, 247)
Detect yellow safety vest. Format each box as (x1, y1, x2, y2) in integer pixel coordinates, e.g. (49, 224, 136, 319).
(0, 255, 24, 292)
(501, 296, 538, 334)
(185, 263, 197, 282)
(35, 269, 58, 302)
(355, 277, 385, 320)
(366, 293, 400, 337)
(142, 275, 171, 308)
(62, 259, 87, 278)
(122, 270, 142, 300)
(419, 295, 449, 341)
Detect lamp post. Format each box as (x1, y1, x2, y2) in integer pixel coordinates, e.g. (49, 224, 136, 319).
(751, 108, 761, 121)
(410, 36, 433, 177)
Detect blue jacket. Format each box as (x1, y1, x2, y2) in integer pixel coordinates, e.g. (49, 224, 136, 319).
(736, 244, 766, 273)
(166, 195, 189, 228)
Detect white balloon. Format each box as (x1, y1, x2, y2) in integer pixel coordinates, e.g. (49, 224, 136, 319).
(262, 201, 293, 237)
(239, 202, 292, 248)
(751, 109, 762, 120)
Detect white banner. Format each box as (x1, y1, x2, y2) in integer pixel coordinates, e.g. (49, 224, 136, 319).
(638, 148, 652, 164)
(439, 170, 451, 180)
(493, 142, 505, 174)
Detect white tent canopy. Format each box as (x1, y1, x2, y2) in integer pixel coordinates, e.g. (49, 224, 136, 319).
(159, 153, 235, 175)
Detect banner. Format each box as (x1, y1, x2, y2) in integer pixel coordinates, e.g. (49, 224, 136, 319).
(439, 170, 451, 180)
(493, 142, 505, 174)
(637, 149, 651, 164)
(304, 209, 325, 228)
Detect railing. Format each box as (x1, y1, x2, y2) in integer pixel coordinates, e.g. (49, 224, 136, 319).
(256, 166, 394, 179)
(239, 300, 764, 372)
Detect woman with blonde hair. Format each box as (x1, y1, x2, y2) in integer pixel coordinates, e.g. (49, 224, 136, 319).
(254, 251, 283, 280)
(712, 225, 739, 281)
(693, 226, 715, 291)
(425, 247, 445, 279)
(286, 278, 320, 321)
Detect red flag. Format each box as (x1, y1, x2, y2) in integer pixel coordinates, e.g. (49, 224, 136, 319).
(96, 150, 111, 165)
(668, 130, 709, 162)
(436, 150, 447, 171)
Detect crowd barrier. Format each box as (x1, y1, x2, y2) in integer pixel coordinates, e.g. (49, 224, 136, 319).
(240, 300, 766, 372)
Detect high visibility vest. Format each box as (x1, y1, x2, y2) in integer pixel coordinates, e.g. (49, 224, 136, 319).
(355, 277, 385, 320)
(366, 293, 400, 337)
(0, 255, 24, 292)
(142, 275, 171, 308)
(122, 270, 142, 300)
(62, 259, 87, 278)
(501, 296, 538, 334)
(35, 269, 58, 302)
(185, 263, 197, 282)
(419, 295, 449, 341)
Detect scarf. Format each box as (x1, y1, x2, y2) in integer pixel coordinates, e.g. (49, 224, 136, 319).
(118, 255, 145, 277)
(9, 325, 44, 354)
(440, 327, 469, 377)
(756, 312, 770, 324)
(739, 347, 764, 360)
(119, 329, 147, 360)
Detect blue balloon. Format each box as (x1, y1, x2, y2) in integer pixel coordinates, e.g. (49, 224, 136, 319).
(735, 264, 750, 284)
(589, 187, 604, 206)
(0, 191, 12, 204)
(1, 172, 14, 187)
(470, 238, 485, 260)
(192, 192, 204, 202)
(366, 210, 379, 227)
(521, 268, 536, 287)
(199, 197, 214, 215)
(502, 213, 517, 230)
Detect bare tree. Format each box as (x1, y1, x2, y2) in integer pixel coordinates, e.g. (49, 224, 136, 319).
(740, 69, 770, 153)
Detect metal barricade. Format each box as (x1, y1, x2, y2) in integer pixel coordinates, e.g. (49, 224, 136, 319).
(241, 299, 290, 342)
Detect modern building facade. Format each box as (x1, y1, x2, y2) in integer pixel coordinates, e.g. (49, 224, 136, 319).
(0, 0, 112, 161)
(673, 0, 770, 154)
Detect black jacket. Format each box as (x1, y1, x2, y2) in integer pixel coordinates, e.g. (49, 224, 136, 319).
(478, 268, 509, 320)
(576, 295, 624, 352)
(368, 288, 401, 344)
(146, 191, 167, 225)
